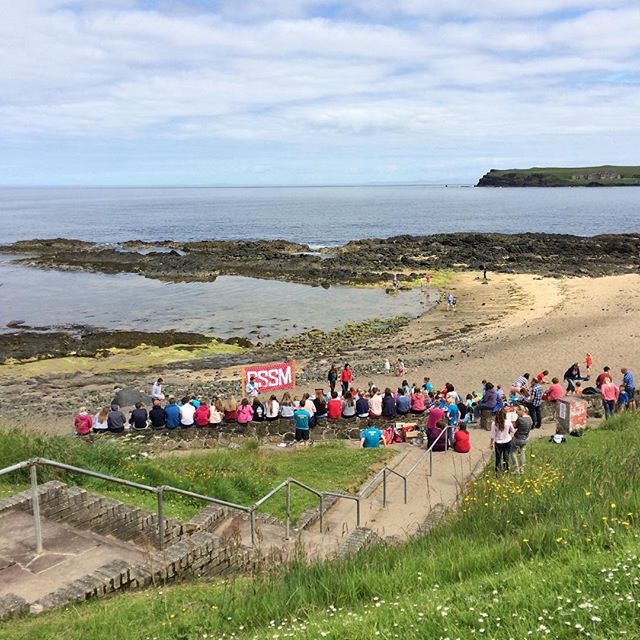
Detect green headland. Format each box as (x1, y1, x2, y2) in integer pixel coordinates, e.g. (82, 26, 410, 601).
(477, 165, 640, 187)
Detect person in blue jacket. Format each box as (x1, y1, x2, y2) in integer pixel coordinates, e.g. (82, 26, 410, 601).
(164, 397, 181, 430)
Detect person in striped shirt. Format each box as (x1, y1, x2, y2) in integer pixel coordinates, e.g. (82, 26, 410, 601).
(527, 379, 544, 429)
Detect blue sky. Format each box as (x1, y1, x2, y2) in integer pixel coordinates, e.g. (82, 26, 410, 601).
(1, 0, 639, 185)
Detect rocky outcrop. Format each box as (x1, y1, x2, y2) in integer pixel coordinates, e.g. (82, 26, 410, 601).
(3, 233, 640, 286)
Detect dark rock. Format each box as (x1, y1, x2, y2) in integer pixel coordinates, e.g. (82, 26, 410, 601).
(112, 387, 152, 408)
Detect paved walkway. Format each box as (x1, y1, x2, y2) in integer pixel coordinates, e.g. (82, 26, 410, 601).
(215, 418, 562, 559)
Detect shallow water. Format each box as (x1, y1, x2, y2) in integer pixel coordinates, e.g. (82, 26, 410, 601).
(0, 257, 428, 339)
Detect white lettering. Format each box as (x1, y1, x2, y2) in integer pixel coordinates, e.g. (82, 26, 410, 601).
(245, 364, 293, 390)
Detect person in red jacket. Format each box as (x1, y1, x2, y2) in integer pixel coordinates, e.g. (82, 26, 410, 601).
(454, 423, 471, 453)
(194, 401, 211, 426)
(340, 363, 353, 396)
(327, 391, 343, 419)
(74, 407, 93, 436)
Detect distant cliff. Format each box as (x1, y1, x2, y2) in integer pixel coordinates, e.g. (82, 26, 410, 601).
(477, 165, 640, 187)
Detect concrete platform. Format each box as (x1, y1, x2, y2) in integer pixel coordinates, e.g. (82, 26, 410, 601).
(0, 510, 146, 603)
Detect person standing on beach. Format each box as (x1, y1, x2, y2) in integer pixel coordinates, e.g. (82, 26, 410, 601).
(245, 376, 259, 398)
(596, 366, 612, 389)
(384, 358, 391, 375)
(327, 364, 338, 395)
(601, 377, 620, 419)
(510, 405, 532, 474)
(621, 368, 636, 410)
(489, 408, 514, 474)
(446, 292, 455, 311)
(475, 382, 498, 430)
(527, 378, 543, 429)
(340, 363, 353, 396)
(585, 353, 593, 374)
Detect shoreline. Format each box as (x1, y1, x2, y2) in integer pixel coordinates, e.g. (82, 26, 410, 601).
(3, 269, 639, 436)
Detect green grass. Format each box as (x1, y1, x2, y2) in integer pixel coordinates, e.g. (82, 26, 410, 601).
(0, 431, 391, 522)
(2, 412, 639, 639)
(479, 165, 640, 186)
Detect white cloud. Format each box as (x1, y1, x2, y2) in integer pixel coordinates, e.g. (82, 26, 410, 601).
(1, 1, 639, 183)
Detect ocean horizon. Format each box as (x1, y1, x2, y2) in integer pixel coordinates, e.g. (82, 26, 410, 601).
(2, 185, 639, 246)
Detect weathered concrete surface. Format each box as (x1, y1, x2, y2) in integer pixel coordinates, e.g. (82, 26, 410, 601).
(0, 510, 146, 603)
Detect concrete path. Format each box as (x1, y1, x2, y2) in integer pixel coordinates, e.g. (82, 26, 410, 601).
(214, 419, 561, 559)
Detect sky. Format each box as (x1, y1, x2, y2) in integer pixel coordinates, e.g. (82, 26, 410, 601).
(1, 0, 639, 185)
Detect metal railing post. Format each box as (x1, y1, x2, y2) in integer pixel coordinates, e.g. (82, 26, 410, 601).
(382, 468, 387, 507)
(356, 497, 361, 528)
(285, 481, 291, 540)
(403, 476, 408, 504)
(429, 449, 433, 476)
(319, 495, 324, 533)
(157, 486, 165, 550)
(30, 464, 43, 555)
(250, 509, 256, 547)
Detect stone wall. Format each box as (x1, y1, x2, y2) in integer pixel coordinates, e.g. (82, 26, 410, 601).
(0, 482, 255, 619)
(91, 397, 603, 453)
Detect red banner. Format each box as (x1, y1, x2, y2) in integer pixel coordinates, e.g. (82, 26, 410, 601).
(243, 361, 296, 394)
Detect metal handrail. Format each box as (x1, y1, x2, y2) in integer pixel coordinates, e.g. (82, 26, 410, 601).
(0, 433, 454, 554)
(356, 425, 451, 507)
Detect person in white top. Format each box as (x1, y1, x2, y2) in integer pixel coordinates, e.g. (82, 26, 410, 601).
(301, 393, 316, 415)
(179, 397, 196, 428)
(384, 358, 391, 374)
(368, 388, 383, 417)
(209, 396, 224, 425)
(245, 376, 259, 398)
(489, 408, 514, 473)
(93, 406, 110, 432)
(265, 395, 280, 420)
(151, 377, 165, 400)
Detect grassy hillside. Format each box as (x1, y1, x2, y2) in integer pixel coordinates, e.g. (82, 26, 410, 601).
(0, 432, 390, 522)
(2, 412, 639, 639)
(477, 165, 640, 186)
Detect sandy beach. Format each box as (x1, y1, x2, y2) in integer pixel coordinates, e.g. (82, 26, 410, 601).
(203, 271, 640, 395)
(2, 270, 637, 436)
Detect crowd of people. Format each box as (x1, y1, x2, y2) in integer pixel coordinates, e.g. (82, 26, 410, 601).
(73, 358, 636, 474)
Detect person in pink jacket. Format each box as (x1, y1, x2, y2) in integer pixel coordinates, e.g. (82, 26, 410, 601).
(600, 377, 620, 419)
(74, 407, 93, 436)
(237, 398, 254, 424)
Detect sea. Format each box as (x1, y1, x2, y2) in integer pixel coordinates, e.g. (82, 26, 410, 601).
(1, 185, 639, 338)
